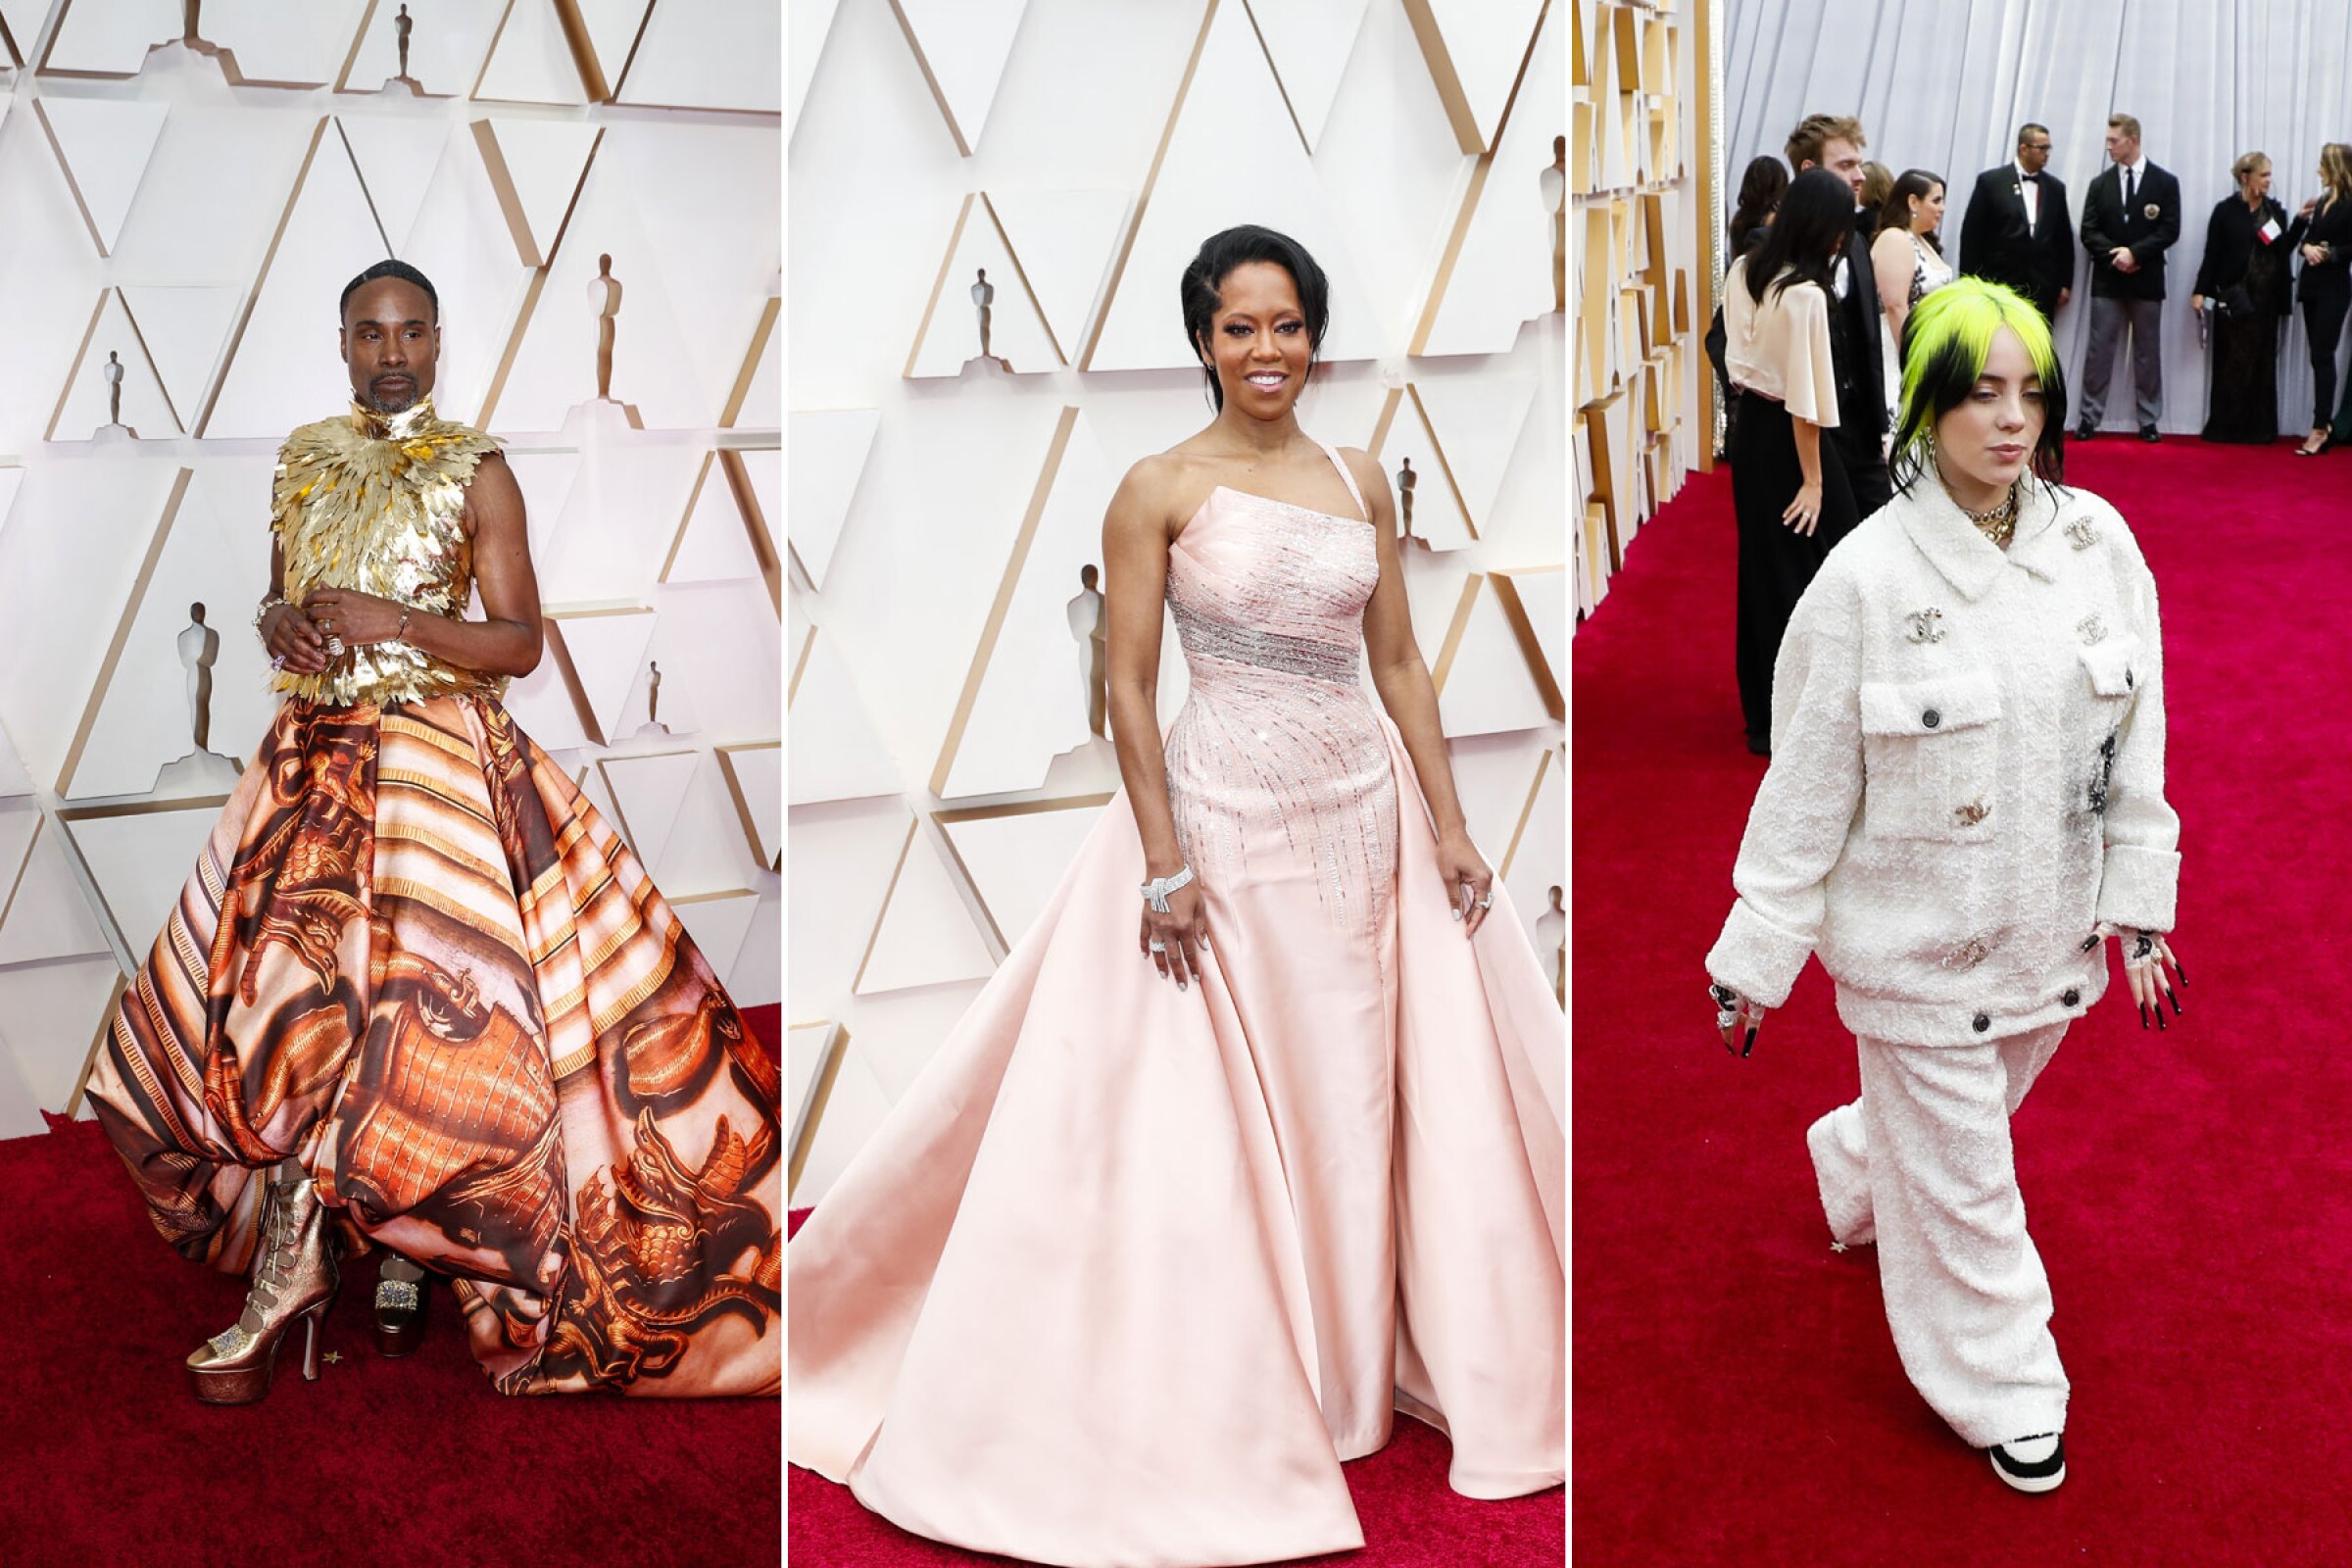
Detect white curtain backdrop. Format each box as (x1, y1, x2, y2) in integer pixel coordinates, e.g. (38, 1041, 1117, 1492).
(1723, 0, 2352, 436)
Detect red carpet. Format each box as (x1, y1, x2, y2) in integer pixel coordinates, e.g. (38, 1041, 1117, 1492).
(0, 1003, 783, 1568)
(1574, 441, 2352, 1565)
(786, 1229, 1568, 1564)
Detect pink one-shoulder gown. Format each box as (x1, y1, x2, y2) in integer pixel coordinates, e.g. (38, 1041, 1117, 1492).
(788, 442, 1563, 1567)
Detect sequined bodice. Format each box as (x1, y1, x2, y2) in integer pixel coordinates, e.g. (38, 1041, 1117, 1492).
(1161, 443, 1398, 944)
(271, 398, 505, 708)
(1909, 234, 1953, 307)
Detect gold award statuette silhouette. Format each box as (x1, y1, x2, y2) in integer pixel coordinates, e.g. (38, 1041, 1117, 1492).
(968, 269, 1010, 372)
(1067, 564, 1107, 739)
(590, 254, 623, 401)
(178, 603, 219, 754)
(1544, 136, 1568, 314)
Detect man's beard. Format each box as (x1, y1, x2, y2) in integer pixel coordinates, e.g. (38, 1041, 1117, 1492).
(362, 381, 419, 414)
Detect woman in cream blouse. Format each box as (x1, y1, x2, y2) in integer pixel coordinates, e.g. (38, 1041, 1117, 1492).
(1723, 167, 1865, 756)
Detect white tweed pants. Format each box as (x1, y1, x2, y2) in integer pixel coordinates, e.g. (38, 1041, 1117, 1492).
(1805, 1022, 2071, 1447)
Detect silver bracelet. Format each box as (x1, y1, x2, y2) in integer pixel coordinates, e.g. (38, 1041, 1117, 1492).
(1139, 865, 1195, 913)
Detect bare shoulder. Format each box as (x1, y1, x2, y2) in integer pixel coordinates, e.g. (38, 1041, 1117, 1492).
(462, 449, 524, 536)
(1333, 444, 1392, 503)
(467, 449, 522, 504)
(1116, 450, 1187, 504)
(1108, 452, 1189, 538)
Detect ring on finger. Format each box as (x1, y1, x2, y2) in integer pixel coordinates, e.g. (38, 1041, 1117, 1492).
(1148, 939, 1166, 954)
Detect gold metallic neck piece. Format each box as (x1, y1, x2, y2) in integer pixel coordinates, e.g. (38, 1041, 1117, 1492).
(349, 394, 438, 442)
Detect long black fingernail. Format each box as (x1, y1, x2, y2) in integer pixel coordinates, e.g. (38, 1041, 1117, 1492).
(1741, 1027, 1757, 1058)
(2167, 987, 2182, 1017)
(2175, 962, 2188, 987)
(2081, 934, 2100, 952)
(2139, 1003, 2149, 1030)
(2155, 1006, 2168, 1032)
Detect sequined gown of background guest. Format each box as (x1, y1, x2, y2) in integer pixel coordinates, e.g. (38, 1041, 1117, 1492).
(789, 442, 1564, 1568)
(86, 400, 782, 1397)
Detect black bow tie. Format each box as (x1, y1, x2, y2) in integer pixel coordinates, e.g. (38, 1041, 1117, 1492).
(2021, 172, 2042, 182)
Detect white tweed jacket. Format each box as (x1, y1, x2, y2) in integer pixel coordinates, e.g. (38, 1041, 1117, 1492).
(1707, 476, 2180, 1047)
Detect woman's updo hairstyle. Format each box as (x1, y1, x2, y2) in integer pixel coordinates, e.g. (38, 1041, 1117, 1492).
(1179, 224, 1331, 412)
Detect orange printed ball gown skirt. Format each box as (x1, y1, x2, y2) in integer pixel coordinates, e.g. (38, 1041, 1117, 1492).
(86, 694, 782, 1396)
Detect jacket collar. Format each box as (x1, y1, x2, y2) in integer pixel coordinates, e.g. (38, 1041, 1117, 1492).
(1896, 469, 2064, 600)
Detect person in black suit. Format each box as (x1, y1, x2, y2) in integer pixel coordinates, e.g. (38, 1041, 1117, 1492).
(2077, 114, 2182, 441)
(2284, 143, 2352, 454)
(1785, 112, 1891, 518)
(1957, 122, 2075, 321)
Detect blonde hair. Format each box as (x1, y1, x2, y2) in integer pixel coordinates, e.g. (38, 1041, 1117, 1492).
(1860, 162, 1894, 210)
(2108, 113, 2142, 143)
(2321, 143, 2352, 207)
(1786, 114, 1867, 170)
(2230, 151, 2271, 189)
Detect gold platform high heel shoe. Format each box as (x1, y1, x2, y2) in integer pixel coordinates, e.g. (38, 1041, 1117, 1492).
(185, 1169, 339, 1404)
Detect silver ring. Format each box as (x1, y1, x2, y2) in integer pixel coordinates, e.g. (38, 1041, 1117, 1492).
(1716, 1008, 1740, 1031)
(325, 635, 346, 658)
(1476, 893, 1494, 909)
(1148, 939, 1166, 954)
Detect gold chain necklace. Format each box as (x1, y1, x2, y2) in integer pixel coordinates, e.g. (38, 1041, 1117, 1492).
(1952, 479, 2023, 548)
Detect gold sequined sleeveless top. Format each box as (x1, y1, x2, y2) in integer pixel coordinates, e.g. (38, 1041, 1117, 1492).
(270, 396, 506, 708)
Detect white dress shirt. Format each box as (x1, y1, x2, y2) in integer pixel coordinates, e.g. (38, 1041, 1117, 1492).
(2119, 153, 2148, 208)
(2013, 161, 2041, 231)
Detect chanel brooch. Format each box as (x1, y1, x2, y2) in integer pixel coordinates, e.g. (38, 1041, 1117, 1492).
(1904, 608, 1946, 645)
(2064, 516, 2098, 551)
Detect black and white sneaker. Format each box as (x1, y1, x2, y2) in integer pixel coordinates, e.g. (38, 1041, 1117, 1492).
(1988, 1432, 2066, 1494)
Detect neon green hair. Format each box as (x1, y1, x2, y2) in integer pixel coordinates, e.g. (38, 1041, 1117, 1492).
(1891, 276, 2069, 488)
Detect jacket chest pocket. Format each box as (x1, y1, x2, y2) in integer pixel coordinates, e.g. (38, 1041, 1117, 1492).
(2079, 635, 2141, 702)
(1859, 672, 2002, 842)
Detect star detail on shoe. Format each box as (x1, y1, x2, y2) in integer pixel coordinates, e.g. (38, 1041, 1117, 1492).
(1830, 1241, 1849, 1253)
(322, 1350, 344, 1365)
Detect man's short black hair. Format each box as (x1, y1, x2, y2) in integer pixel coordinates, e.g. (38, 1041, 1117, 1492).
(340, 259, 440, 324)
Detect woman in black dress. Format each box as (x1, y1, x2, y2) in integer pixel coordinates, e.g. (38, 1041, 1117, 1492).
(1711, 157, 1791, 456)
(2286, 143, 2352, 454)
(2192, 151, 2291, 444)
(1721, 169, 1861, 755)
